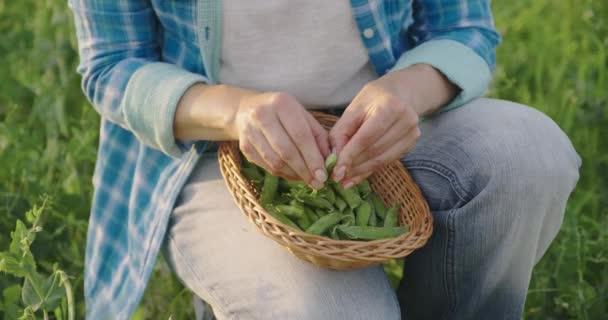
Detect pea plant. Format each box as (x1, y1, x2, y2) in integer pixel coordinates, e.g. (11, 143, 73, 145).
(0, 198, 74, 320)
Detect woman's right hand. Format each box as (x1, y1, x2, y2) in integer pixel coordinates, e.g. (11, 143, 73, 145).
(231, 92, 331, 189)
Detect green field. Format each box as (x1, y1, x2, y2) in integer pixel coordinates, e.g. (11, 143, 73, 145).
(1, 1, 606, 319)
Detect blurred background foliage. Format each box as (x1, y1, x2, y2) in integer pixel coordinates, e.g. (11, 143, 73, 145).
(0, 0, 606, 319)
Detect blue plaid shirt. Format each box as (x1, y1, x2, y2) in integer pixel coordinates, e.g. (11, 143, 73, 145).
(68, 0, 499, 318)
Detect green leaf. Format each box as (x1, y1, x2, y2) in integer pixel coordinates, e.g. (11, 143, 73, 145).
(0, 252, 30, 278)
(21, 272, 65, 312)
(2, 285, 23, 319)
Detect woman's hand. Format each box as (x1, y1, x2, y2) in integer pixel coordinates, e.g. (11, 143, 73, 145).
(329, 64, 458, 188)
(232, 92, 331, 189)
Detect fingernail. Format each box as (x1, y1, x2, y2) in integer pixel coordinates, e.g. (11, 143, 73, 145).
(333, 166, 345, 181)
(343, 181, 354, 189)
(311, 179, 324, 190)
(314, 169, 327, 182)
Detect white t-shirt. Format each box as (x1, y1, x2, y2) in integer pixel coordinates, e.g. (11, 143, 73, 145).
(219, 1, 378, 108)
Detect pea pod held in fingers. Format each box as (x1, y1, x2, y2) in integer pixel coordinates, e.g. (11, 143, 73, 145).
(383, 203, 400, 228)
(305, 212, 343, 235)
(337, 226, 409, 241)
(260, 171, 279, 205)
(325, 152, 338, 175)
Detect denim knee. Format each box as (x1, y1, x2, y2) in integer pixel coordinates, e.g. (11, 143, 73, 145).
(404, 98, 581, 214)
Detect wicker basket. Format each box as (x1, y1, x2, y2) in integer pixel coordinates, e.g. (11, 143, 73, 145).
(218, 112, 433, 270)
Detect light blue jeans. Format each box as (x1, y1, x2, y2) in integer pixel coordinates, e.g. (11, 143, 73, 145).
(163, 99, 581, 319)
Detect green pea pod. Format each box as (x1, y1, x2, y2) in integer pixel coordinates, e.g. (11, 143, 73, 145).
(275, 204, 305, 218)
(304, 206, 319, 223)
(383, 204, 400, 228)
(369, 194, 388, 220)
(337, 226, 409, 241)
(306, 212, 342, 235)
(325, 152, 338, 175)
(329, 225, 341, 239)
(295, 213, 312, 230)
(260, 171, 279, 205)
(265, 205, 301, 230)
(341, 209, 356, 226)
(331, 182, 361, 209)
(356, 179, 372, 198)
(301, 196, 334, 210)
(334, 196, 347, 212)
(241, 167, 264, 183)
(320, 186, 336, 204)
(368, 205, 378, 226)
(315, 208, 329, 217)
(355, 201, 372, 226)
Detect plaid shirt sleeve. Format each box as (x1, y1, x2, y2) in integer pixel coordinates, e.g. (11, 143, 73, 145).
(390, 0, 501, 111)
(69, 0, 207, 157)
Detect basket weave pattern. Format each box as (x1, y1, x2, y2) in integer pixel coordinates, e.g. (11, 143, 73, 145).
(218, 112, 433, 269)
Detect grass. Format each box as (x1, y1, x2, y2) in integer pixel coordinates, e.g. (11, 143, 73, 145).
(0, 0, 606, 319)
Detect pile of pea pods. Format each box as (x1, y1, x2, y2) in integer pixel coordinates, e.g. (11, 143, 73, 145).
(241, 153, 410, 241)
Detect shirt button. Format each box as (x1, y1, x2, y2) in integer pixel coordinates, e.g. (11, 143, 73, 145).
(363, 28, 375, 39)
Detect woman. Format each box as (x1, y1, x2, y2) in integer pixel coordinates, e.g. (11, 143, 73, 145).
(69, 0, 581, 319)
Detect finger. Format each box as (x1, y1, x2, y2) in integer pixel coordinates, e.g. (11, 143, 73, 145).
(333, 109, 398, 181)
(306, 113, 331, 158)
(328, 105, 364, 154)
(343, 128, 419, 181)
(341, 173, 372, 190)
(351, 121, 420, 168)
(244, 128, 298, 179)
(276, 107, 328, 187)
(258, 111, 316, 186)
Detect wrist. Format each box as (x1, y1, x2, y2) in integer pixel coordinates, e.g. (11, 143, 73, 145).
(380, 64, 459, 116)
(173, 83, 257, 141)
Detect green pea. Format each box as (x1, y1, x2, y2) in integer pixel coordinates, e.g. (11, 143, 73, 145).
(241, 166, 264, 183)
(331, 181, 361, 209)
(329, 225, 341, 239)
(368, 205, 378, 227)
(260, 171, 279, 205)
(356, 179, 372, 198)
(295, 213, 312, 230)
(320, 185, 335, 204)
(341, 209, 356, 226)
(369, 194, 387, 220)
(304, 206, 319, 223)
(315, 208, 329, 217)
(305, 212, 342, 235)
(337, 226, 409, 241)
(275, 204, 305, 218)
(265, 205, 301, 230)
(325, 152, 338, 174)
(334, 196, 347, 212)
(383, 204, 400, 228)
(355, 201, 372, 227)
(301, 195, 334, 210)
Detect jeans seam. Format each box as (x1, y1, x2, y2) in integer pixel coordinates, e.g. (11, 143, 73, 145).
(166, 233, 240, 320)
(403, 159, 472, 204)
(444, 209, 458, 319)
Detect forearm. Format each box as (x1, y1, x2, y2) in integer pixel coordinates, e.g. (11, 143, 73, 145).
(173, 83, 256, 141)
(379, 64, 459, 116)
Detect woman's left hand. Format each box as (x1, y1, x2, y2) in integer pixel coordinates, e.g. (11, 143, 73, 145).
(328, 64, 458, 188)
(328, 77, 420, 188)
